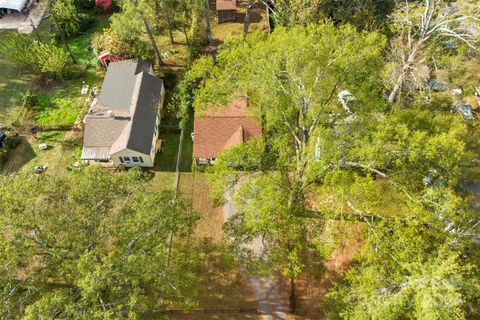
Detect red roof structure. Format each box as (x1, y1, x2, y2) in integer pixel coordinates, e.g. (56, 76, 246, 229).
(193, 98, 261, 160)
(96, 0, 111, 10)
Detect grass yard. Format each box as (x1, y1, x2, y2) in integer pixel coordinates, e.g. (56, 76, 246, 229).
(23, 16, 109, 125)
(1, 130, 82, 174)
(1, 15, 109, 127)
(210, 0, 269, 43)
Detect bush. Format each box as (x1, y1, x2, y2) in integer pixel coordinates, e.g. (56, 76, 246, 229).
(188, 36, 204, 59)
(52, 0, 81, 38)
(0, 34, 72, 80)
(77, 13, 96, 33)
(32, 41, 71, 79)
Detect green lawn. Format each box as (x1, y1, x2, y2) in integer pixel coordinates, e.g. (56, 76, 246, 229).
(0, 15, 109, 127)
(26, 16, 109, 125)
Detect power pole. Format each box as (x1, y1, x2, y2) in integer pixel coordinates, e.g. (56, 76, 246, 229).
(51, 11, 77, 64)
(144, 19, 165, 66)
(30, 18, 42, 42)
(131, 0, 164, 67)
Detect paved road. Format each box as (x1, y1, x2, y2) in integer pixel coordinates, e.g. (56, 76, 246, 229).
(223, 192, 290, 319)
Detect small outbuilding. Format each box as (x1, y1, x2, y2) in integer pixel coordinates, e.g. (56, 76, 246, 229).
(98, 50, 123, 68)
(216, 0, 236, 23)
(95, 0, 111, 11)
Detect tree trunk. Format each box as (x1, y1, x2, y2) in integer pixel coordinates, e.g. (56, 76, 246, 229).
(204, 0, 213, 45)
(182, 24, 190, 46)
(243, 3, 252, 38)
(51, 12, 77, 65)
(290, 276, 296, 314)
(388, 74, 404, 104)
(144, 19, 165, 66)
(163, 2, 175, 44)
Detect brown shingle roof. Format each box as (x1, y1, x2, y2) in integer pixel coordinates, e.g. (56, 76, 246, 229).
(193, 98, 261, 159)
(216, 0, 236, 11)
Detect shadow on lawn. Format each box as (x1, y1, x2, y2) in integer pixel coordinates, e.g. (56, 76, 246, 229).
(1, 137, 36, 174)
(154, 117, 193, 173)
(235, 10, 264, 25)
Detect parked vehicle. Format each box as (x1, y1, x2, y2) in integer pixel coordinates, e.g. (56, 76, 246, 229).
(454, 103, 474, 121)
(0, 131, 6, 149)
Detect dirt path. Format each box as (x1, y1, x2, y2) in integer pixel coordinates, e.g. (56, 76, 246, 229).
(223, 192, 291, 319)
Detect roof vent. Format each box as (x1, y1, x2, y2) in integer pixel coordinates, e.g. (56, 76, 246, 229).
(106, 110, 114, 118)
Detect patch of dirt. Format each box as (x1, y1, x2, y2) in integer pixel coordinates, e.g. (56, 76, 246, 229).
(295, 229, 364, 319)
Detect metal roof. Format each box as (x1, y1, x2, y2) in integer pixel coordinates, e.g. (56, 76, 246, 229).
(81, 147, 111, 160)
(0, 0, 28, 11)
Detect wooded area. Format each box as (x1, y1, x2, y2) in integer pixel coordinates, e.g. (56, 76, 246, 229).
(0, 0, 479, 319)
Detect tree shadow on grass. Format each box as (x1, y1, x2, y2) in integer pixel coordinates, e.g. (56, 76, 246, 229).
(1, 137, 36, 174)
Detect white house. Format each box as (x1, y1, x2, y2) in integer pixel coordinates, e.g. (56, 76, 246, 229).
(81, 60, 165, 167)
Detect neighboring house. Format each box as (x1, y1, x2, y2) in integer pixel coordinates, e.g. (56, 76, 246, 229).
(216, 0, 236, 23)
(193, 98, 262, 165)
(81, 59, 165, 168)
(98, 50, 123, 68)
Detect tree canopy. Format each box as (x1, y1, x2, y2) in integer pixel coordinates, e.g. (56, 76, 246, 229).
(0, 168, 200, 319)
(187, 22, 480, 316)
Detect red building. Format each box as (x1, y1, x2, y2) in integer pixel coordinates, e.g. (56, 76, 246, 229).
(98, 50, 123, 68)
(95, 0, 111, 11)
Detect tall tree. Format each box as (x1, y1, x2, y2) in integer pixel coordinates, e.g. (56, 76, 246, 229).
(0, 168, 200, 318)
(203, 0, 213, 45)
(386, 0, 480, 103)
(189, 23, 387, 311)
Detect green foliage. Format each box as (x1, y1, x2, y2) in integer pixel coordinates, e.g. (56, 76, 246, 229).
(192, 23, 387, 279)
(0, 34, 71, 79)
(0, 167, 201, 318)
(52, 0, 82, 37)
(189, 20, 480, 317)
(31, 41, 72, 79)
(104, 1, 156, 61)
(25, 93, 84, 125)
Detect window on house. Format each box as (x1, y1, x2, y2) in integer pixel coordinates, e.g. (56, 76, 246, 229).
(119, 157, 124, 163)
(132, 156, 139, 163)
(139, 157, 144, 163)
(123, 156, 131, 162)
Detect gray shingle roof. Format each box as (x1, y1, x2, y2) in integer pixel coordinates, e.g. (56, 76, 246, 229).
(97, 60, 152, 110)
(127, 73, 163, 154)
(83, 116, 130, 147)
(81, 60, 163, 160)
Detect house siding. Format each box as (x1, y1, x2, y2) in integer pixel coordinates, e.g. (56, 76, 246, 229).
(111, 148, 154, 167)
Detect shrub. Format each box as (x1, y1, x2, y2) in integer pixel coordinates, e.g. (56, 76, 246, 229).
(52, 0, 81, 38)
(32, 41, 71, 79)
(0, 35, 72, 80)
